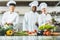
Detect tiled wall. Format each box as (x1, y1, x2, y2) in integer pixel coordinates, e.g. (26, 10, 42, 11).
(0, 6, 60, 14)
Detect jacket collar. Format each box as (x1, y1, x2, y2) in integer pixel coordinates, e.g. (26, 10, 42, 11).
(30, 11, 37, 14)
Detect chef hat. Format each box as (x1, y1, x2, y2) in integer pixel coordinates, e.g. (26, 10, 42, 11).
(29, 1, 38, 8)
(7, 0, 16, 7)
(39, 2, 47, 10)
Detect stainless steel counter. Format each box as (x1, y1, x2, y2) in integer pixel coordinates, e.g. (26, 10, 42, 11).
(0, 36, 60, 40)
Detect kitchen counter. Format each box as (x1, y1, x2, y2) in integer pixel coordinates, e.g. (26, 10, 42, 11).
(0, 36, 59, 40)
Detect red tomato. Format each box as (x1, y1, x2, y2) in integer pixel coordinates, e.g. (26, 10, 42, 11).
(28, 32, 32, 34)
(43, 32, 46, 35)
(46, 31, 51, 36)
(34, 30, 37, 32)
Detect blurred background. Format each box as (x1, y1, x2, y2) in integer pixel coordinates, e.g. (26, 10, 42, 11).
(0, 0, 60, 32)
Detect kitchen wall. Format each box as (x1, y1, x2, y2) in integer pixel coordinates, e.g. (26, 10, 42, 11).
(0, 6, 60, 14)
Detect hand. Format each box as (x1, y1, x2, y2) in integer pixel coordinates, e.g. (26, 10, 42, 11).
(35, 22, 39, 27)
(7, 23, 13, 26)
(12, 29, 16, 32)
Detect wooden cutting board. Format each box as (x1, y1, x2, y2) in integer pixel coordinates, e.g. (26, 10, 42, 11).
(51, 32, 60, 36)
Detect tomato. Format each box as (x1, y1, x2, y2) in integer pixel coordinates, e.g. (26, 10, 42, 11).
(46, 31, 51, 36)
(34, 30, 37, 32)
(28, 32, 32, 34)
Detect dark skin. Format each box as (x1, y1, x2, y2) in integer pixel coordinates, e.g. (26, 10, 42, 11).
(23, 6, 38, 33)
(35, 22, 39, 27)
(32, 6, 39, 27)
(32, 6, 37, 12)
(24, 6, 38, 33)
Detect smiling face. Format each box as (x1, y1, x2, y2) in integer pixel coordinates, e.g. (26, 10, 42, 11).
(41, 8, 46, 14)
(9, 5, 15, 12)
(32, 6, 37, 12)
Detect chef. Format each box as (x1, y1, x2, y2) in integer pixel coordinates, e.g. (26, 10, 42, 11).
(23, 1, 39, 35)
(2, 1, 19, 30)
(38, 2, 52, 26)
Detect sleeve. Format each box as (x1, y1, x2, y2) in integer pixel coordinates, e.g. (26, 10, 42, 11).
(49, 14, 52, 20)
(38, 15, 42, 26)
(23, 13, 28, 31)
(48, 14, 52, 23)
(2, 13, 6, 25)
(36, 13, 39, 27)
(13, 14, 19, 26)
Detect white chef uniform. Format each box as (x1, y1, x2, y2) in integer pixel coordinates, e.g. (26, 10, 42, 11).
(2, 11, 19, 29)
(7, 1, 16, 7)
(38, 13, 52, 26)
(23, 1, 38, 40)
(2, 1, 19, 30)
(23, 1, 39, 32)
(38, 3, 52, 26)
